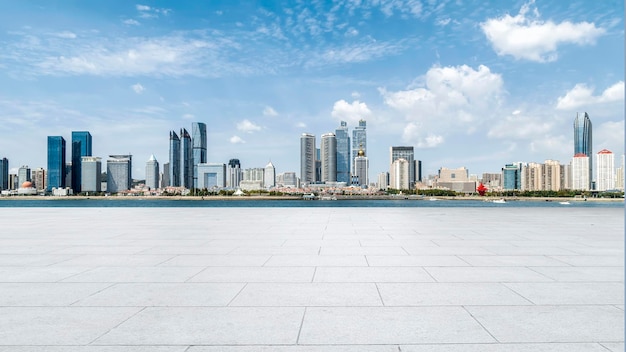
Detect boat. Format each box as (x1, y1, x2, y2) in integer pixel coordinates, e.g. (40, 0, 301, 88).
(492, 198, 506, 204)
(428, 197, 438, 201)
(559, 201, 571, 205)
(320, 196, 337, 201)
(302, 193, 316, 200)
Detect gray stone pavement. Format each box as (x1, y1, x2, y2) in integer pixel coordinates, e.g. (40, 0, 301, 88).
(0, 206, 623, 351)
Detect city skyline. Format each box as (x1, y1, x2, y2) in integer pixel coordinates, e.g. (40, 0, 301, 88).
(0, 1, 623, 178)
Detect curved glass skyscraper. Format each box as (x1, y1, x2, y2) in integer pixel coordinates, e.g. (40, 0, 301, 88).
(574, 112, 592, 188)
(192, 122, 207, 189)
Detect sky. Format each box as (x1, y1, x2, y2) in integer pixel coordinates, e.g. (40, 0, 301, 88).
(0, 0, 623, 180)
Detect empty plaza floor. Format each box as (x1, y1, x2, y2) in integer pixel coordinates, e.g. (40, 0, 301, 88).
(0, 206, 623, 351)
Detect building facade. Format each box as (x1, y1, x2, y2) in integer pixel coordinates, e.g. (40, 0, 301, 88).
(574, 112, 592, 189)
(351, 120, 366, 173)
(31, 167, 45, 191)
(353, 148, 368, 186)
(572, 154, 590, 191)
(502, 163, 522, 190)
(180, 128, 193, 189)
(17, 165, 30, 186)
(335, 121, 351, 184)
(106, 155, 132, 193)
(321, 133, 337, 183)
(390, 158, 410, 190)
(264, 161, 276, 189)
(169, 131, 180, 187)
(47, 136, 66, 191)
(300, 133, 316, 184)
(81, 156, 101, 192)
(391, 146, 416, 188)
(145, 155, 159, 190)
(0, 158, 8, 191)
(192, 122, 207, 189)
(227, 159, 242, 188)
(197, 163, 226, 189)
(596, 149, 615, 191)
(71, 131, 92, 193)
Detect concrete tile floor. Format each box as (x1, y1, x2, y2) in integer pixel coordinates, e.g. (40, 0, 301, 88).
(0, 206, 622, 350)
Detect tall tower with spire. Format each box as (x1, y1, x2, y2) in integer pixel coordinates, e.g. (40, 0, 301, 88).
(353, 144, 368, 187)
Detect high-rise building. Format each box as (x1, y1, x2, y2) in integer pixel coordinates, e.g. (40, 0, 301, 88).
(572, 154, 590, 191)
(353, 148, 368, 187)
(300, 133, 316, 184)
(415, 160, 422, 183)
(145, 155, 159, 190)
(81, 156, 101, 192)
(596, 149, 615, 191)
(106, 155, 132, 193)
(169, 131, 180, 187)
(502, 163, 522, 190)
(192, 122, 207, 189)
(180, 128, 193, 189)
(352, 120, 366, 173)
(197, 163, 226, 189)
(0, 158, 8, 190)
(162, 162, 170, 188)
(31, 167, 45, 191)
(335, 121, 351, 184)
(391, 146, 415, 188)
(377, 172, 389, 190)
(47, 136, 66, 191)
(227, 159, 242, 188)
(280, 172, 297, 187)
(18, 165, 31, 186)
(71, 131, 92, 193)
(574, 112, 592, 189)
(321, 133, 337, 183)
(390, 158, 410, 189)
(264, 161, 276, 188)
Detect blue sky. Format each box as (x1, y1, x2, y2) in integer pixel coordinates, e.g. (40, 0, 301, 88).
(0, 0, 623, 180)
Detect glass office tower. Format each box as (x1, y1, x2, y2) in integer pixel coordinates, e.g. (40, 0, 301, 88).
(335, 121, 351, 184)
(71, 131, 92, 193)
(180, 128, 193, 189)
(0, 158, 8, 190)
(574, 112, 592, 189)
(351, 120, 366, 172)
(169, 131, 180, 186)
(47, 136, 66, 191)
(192, 122, 207, 189)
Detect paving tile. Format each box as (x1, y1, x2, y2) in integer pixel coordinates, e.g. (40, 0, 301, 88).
(49, 246, 152, 255)
(549, 255, 624, 267)
(600, 342, 626, 352)
(320, 246, 408, 255)
(403, 246, 494, 255)
(264, 255, 368, 266)
(478, 246, 579, 256)
(229, 246, 321, 255)
(188, 266, 315, 282)
(53, 254, 174, 266)
(61, 267, 204, 283)
(504, 282, 624, 305)
(378, 283, 532, 306)
(313, 266, 434, 283)
(399, 343, 612, 351)
(531, 266, 624, 282)
(73, 283, 245, 306)
(366, 255, 469, 266)
(0, 307, 140, 345)
(188, 346, 400, 352)
(94, 307, 304, 345)
(138, 246, 235, 255)
(299, 307, 495, 344)
(230, 283, 382, 306)
(0, 347, 186, 352)
(425, 267, 554, 282)
(0, 266, 92, 282)
(458, 255, 569, 267)
(467, 305, 624, 342)
(159, 255, 270, 266)
(0, 254, 77, 266)
(0, 283, 111, 306)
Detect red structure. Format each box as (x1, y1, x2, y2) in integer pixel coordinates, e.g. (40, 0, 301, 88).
(477, 183, 487, 196)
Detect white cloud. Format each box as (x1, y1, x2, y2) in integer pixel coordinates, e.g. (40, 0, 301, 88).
(481, 1, 605, 62)
(556, 81, 625, 110)
(182, 113, 194, 120)
(55, 31, 76, 39)
(331, 99, 372, 125)
(263, 106, 278, 116)
(594, 120, 625, 153)
(351, 91, 361, 99)
(136, 4, 171, 18)
(237, 119, 261, 133)
(136, 4, 151, 11)
(436, 18, 451, 26)
(403, 123, 444, 148)
(296, 122, 307, 128)
(230, 135, 245, 144)
(131, 83, 145, 94)
(123, 19, 140, 26)
(487, 113, 553, 139)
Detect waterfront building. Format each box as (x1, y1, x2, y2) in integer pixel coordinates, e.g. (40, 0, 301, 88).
(169, 131, 180, 187)
(561, 164, 572, 190)
(192, 122, 207, 189)
(390, 158, 410, 190)
(315, 148, 322, 183)
(335, 121, 351, 184)
(17, 165, 30, 186)
(521, 163, 542, 191)
(377, 172, 389, 190)
(321, 133, 337, 183)
(162, 162, 170, 189)
(9, 174, 18, 190)
(0, 158, 8, 190)
(264, 161, 276, 189)
(352, 120, 366, 173)
(574, 112, 592, 189)
(47, 136, 66, 191)
(572, 154, 590, 191)
(180, 128, 193, 189)
(243, 168, 265, 183)
(31, 167, 45, 191)
(353, 147, 368, 187)
(481, 173, 502, 189)
(197, 163, 226, 189)
(596, 149, 615, 191)
(279, 172, 297, 187)
(437, 166, 476, 193)
(81, 157, 101, 192)
(391, 146, 416, 188)
(300, 133, 316, 184)
(415, 160, 422, 183)
(227, 159, 242, 188)
(106, 155, 132, 193)
(502, 163, 522, 190)
(145, 155, 159, 190)
(71, 131, 92, 193)
(543, 160, 562, 191)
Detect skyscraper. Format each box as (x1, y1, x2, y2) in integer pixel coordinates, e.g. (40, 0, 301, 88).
(227, 159, 242, 188)
(335, 121, 351, 184)
(47, 136, 66, 191)
(264, 161, 276, 189)
(0, 158, 8, 190)
(300, 133, 316, 184)
(180, 128, 193, 189)
(146, 155, 159, 190)
(390, 146, 415, 188)
(354, 147, 368, 187)
(502, 163, 522, 190)
(192, 122, 207, 189)
(321, 133, 337, 183)
(71, 131, 92, 193)
(81, 156, 101, 192)
(574, 112, 592, 189)
(352, 120, 366, 173)
(390, 158, 409, 189)
(596, 149, 615, 191)
(106, 155, 132, 193)
(572, 154, 590, 191)
(169, 131, 180, 186)
(18, 165, 30, 186)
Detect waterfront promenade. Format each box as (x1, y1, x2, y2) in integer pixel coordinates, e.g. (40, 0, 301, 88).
(0, 207, 623, 351)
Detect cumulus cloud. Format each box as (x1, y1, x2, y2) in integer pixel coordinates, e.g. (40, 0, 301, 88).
(55, 31, 77, 39)
(481, 1, 605, 62)
(331, 99, 371, 125)
(263, 106, 278, 117)
(556, 81, 625, 110)
(381, 64, 504, 147)
(487, 112, 553, 139)
(123, 19, 140, 26)
(136, 4, 171, 18)
(229, 135, 245, 144)
(594, 120, 625, 153)
(131, 83, 145, 94)
(236, 119, 261, 133)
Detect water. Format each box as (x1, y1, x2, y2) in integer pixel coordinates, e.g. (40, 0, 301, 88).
(0, 198, 622, 208)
